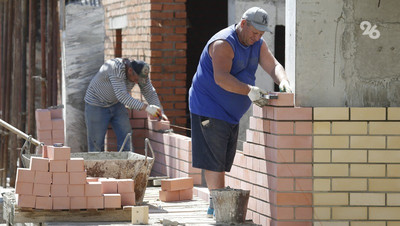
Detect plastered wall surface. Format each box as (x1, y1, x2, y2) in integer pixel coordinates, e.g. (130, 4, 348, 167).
(291, 0, 400, 107)
(62, 4, 105, 152)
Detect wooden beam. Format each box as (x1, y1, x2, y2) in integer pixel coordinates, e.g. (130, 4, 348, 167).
(27, 0, 37, 138)
(40, 0, 46, 108)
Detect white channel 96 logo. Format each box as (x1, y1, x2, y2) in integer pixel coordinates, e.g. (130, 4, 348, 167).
(360, 21, 380, 39)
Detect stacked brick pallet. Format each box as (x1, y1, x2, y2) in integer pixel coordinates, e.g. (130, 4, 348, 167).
(15, 145, 135, 210)
(35, 108, 65, 146)
(159, 177, 193, 202)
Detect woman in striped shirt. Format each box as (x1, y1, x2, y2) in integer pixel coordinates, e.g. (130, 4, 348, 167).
(84, 58, 167, 152)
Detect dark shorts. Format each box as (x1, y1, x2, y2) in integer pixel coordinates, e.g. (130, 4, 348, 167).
(190, 113, 239, 172)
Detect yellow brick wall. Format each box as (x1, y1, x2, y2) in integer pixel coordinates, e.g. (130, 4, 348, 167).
(313, 107, 400, 224)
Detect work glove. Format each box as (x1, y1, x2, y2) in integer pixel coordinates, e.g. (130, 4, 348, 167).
(145, 105, 162, 118)
(247, 85, 267, 102)
(279, 79, 292, 93)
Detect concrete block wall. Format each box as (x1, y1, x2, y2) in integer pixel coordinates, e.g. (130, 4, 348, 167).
(102, 0, 188, 135)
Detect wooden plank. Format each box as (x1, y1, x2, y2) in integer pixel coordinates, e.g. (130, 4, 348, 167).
(13, 208, 131, 223)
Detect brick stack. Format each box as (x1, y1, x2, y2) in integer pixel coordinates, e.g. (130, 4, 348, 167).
(15, 145, 135, 210)
(159, 177, 193, 202)
(35, 108, 64, 145)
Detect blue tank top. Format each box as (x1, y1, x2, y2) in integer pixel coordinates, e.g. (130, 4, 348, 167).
(189, 24, 263, 124)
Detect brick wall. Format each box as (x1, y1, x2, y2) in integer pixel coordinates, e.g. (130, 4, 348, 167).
(313, 107, 400, 225)
(226, 93, 313, 225)
(102, 0, 188, 136)
(150, 92, 400, 226)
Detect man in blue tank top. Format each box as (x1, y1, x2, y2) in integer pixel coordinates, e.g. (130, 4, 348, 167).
(188, 7, 292, 217)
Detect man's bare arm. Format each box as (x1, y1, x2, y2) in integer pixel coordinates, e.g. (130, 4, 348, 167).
(210, 40, 251, 95)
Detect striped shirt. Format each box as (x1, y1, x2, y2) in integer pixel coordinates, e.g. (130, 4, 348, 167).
(84, 58, 161, 110)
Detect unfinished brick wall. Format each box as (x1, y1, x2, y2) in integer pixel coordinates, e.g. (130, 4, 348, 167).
(149, 91, 400, 226)
(226, 93, 313, 225)
(102, 0, 188, 135)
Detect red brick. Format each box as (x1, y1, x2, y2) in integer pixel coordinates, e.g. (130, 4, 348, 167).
(117, 179, 135, 193)
(37, 129, 52, 141)
(130, 119, 145, 128)
(51, 184, 68, 197)
(67, 158, 85, 172)
(276, 164, 312, 177)
(148, 119, 170, 131)
(34, 171, 52, 184)
(120, 192, 136, 206)
(270, 107, 312, 121)
(104, 194, 121, 208)
(49, 108, 63, 119)
(179, 188, 192, 201)
(99, 178, 118, 194)
(15, 182, 33, 195)
(272, 206, 294, 220)
(87, 196, 104, 209)
(295, 122, 312, 135)
(35, 196, 52, 210)
(268, 92, 295, 107)
(161, 177, 193, 192)
(53, 197, 70, 210)
(131, 109, 148, 119)
(51, 119, 64, 130)
(270, 121, 294, 134)
(68, 184, 85, 197)
(70, 196, 86, 209)
(41, 139, 53, 146)
(159, 190, 180, 202)
(70, 171, 87, 184)
(33, 183, 50, 197)
(52, 137, 64, 144)
(86, 182, 103, 196)
(49, 160, 67, 172)
(276, 193, 312, 206)
(35, 109, 51, 121)
(52, 172, 69, 184)
(52, 129, 65, 140)
(16, 194, 36, 208)
(36, 120, 52, 130)
(30, 157, 49, 172)
(47, 146, 70, 160)
(267, 134, 312, 149)
(16, 168, 35, 183)
(42, 145, 48, 158)
(295, 150, 312, 163)
(86, 177, 98, 182)
(295, 207, 313, 220)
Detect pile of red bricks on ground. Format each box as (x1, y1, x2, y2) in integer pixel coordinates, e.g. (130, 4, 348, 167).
(35, 108, 64, 146)
(15, 145, 135, 210)
(159, 177, 193, 202)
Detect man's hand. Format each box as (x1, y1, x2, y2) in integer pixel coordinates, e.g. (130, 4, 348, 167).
(279, 80, 292, 93)
(145, 105, 162, 118)
(247, 85, 267, 102)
